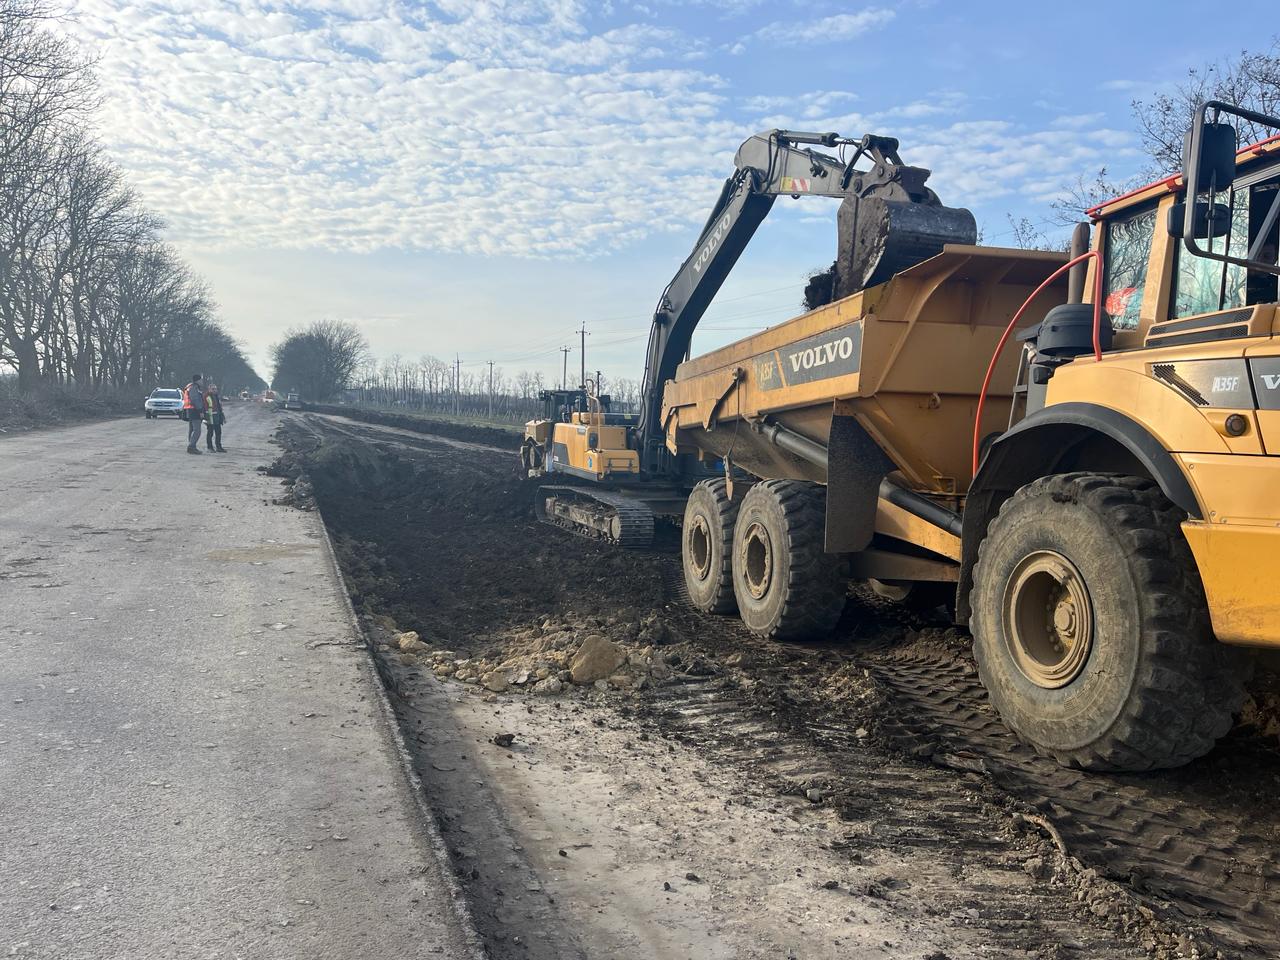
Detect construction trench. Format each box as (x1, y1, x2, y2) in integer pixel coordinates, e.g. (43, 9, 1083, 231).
(269, 410, 1280, 960)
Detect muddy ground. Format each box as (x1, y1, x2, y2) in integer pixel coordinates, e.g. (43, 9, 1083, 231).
(270, 411, 1280, 960)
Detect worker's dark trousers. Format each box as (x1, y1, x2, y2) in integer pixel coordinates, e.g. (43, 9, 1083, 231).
(206, 420, 222, 450)
(186, 414, 202, 450)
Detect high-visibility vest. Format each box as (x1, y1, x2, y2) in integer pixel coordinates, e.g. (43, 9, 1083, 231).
(183, 385, 199, 410)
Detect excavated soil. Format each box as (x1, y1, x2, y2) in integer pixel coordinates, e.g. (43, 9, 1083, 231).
(274, 411, 1280, 960)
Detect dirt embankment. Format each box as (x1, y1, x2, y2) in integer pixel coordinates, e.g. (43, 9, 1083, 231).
(275, 415, 1280, 960)
(305, 403, 520, 447)
(0, 385, 139, 434)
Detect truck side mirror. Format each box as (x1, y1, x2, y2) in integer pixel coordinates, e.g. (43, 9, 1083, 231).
(1182, 121, 1237, 192)
(1167, 200, 1231, 240)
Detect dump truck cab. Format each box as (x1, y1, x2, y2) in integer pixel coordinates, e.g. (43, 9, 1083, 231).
(968, 112, 1280, 647)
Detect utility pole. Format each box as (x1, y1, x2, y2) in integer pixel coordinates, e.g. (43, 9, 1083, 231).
(487, 360, 494, 420)
(596, 369, 602, 396)
(579, 321, 587, 389)
(560, 346, 571, 390)
(454, 354, 461, 416)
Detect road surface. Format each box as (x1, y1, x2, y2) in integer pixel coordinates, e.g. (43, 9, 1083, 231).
(0, 404, 478, 960)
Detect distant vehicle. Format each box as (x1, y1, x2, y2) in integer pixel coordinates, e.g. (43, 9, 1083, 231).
(262, 390, 276, 403)
(283, 392, 303, 411)
(239, 390, 250, 401)
(144, 388, 184, 419)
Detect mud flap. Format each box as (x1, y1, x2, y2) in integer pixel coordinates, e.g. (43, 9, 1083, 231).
(825, 413, 895, 553)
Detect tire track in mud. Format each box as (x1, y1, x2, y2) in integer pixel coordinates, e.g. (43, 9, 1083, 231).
(868, 648, 1280, 959)
(639, 675, 1150, 960)
(659, 561, 1280, 960)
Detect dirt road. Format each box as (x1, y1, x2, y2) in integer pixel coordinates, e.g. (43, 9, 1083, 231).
(0, 404, 479, 960)
(278, 409, 1280, 960)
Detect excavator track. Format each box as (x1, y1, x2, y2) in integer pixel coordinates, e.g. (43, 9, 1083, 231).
(534, 484, 654, 550)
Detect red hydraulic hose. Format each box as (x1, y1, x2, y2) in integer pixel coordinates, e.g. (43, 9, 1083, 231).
(970, 251, 1103, 476)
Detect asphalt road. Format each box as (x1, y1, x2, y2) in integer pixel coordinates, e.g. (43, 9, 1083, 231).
(0, 404, 478, 959)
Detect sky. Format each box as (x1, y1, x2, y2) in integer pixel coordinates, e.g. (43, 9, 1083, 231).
(64, 0, 1275, 388)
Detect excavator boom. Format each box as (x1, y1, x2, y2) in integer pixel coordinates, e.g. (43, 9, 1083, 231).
(636, 130, 975, 469)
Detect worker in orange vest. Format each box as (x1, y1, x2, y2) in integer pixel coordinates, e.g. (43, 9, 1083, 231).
(203, 383, 226, 453)
(182, 373, 205, 454)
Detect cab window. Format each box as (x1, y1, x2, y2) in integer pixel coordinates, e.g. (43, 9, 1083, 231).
(1103, 206, 1157, 331)
(1170, 189, 1249, 318)
(1170, 173, 1280, 318)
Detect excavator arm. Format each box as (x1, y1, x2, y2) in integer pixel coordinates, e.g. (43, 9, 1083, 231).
(636, 129, 976, 470)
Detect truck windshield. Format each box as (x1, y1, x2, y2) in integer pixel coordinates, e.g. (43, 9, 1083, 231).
(1102, 206, 1157, 331)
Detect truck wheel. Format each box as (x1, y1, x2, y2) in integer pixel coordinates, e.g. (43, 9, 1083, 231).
(731, 480, 846, 640)
(682, 479, 739, 614)
(970, 473, 1249, 771)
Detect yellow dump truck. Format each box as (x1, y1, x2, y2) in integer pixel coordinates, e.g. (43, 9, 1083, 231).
(523, 105, 1280, 771)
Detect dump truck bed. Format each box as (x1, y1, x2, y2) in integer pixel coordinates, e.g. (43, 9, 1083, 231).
(662, 245, 1070, 497)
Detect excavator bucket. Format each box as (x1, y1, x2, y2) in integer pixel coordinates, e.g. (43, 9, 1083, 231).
(836, 196, 978, 296)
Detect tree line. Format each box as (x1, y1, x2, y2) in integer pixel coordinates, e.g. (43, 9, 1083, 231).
(0, 1, 262, 395)
(269, 319, 640, 422)
(348, 354, 643, 421)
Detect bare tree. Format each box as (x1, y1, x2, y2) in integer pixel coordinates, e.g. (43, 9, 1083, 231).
(0, 2, 261, 395)
(1134, 40, 1280, 177)
(270, 319, 369, 400)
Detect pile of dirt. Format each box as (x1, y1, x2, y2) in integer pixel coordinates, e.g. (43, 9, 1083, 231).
(378, 618, 681, 696)
(279, 423, 665, 648)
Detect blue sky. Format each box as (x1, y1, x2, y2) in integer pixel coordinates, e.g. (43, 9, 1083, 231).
(68, 0, 1274, 387)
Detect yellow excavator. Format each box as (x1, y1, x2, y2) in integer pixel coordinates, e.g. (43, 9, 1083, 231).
(522, 102, 1280, 771)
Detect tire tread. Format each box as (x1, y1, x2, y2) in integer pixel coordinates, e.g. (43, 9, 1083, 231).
(744, 479, 845, 641)
(971, 472, 1248, 772)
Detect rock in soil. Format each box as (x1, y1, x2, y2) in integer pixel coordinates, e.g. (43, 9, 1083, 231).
(569, 634, 626, 684)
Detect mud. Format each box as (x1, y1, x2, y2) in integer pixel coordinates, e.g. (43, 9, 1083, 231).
(278, 411, 1280, 960)
(305, 403, 520, 447)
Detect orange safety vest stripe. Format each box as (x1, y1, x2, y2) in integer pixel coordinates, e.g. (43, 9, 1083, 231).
(183, 386, 198, 409)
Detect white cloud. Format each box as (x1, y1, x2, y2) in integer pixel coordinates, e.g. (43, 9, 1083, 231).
(753, 8, 895, 46)
(67, 0, 741, 258)
(61, 1, 1138, 264)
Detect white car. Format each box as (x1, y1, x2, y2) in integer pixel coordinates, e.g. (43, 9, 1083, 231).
(144, 388, 185, 419)
(283, 393, 303, 411)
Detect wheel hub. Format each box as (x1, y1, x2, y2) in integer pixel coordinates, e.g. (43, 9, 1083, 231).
(688, 516, 713, 582)
(741, 521, 773, 600)
(1002, 550, 1094, 689)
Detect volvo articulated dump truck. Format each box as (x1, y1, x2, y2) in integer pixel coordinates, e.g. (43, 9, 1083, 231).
(522, 103, 1280, 772)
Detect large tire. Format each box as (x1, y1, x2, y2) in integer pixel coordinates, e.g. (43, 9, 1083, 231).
(970, 473, 1249, 771)
(731, 480, 846, 640)
(682, 479, 739, 614)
